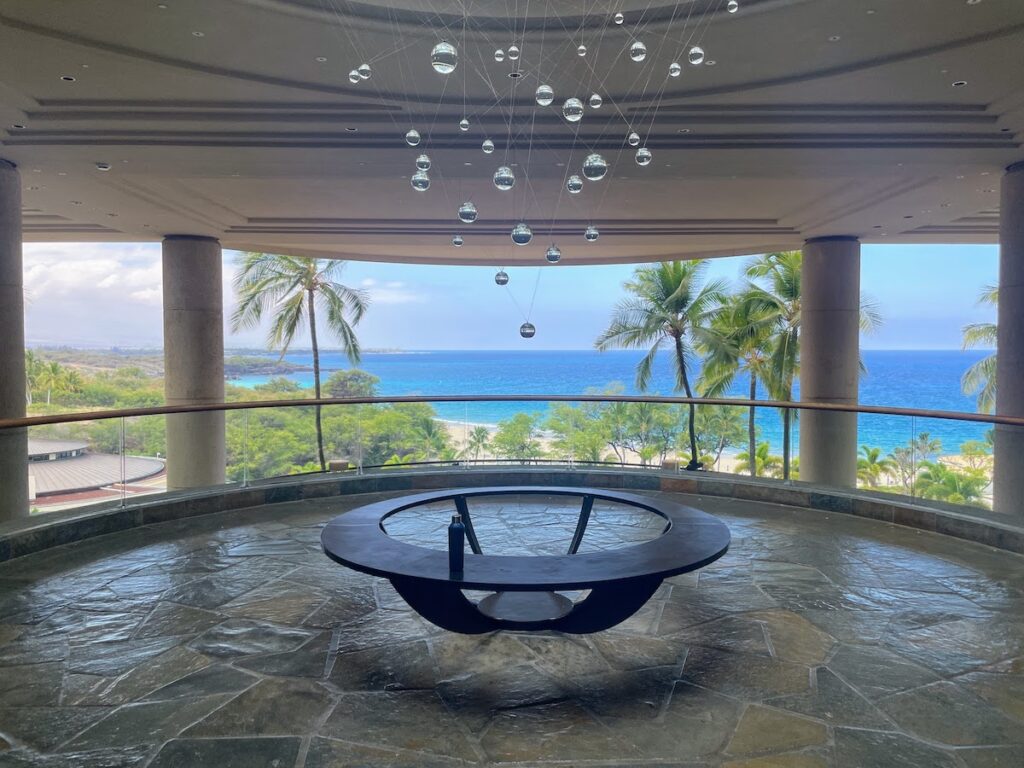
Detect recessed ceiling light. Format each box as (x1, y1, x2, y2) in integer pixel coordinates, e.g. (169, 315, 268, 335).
(966, 0, 982, 5)
(192, 31, 205, 37)
(828, 35, 841, 42)
(677, 128, 691, 133)
(345, 127, 358, 132)
(60, 75, 76, 82)
(508, 71, 522, 78)
(70, 200, 82, 205)
(952, 80, 967, 87)
(10, 124, 25, 129)
(980, 171, 990, 175)
(157, 3, 168, 8)
(705, 60, 716, 66)
(57, 171, 67, 176)
(95, 162, 112, 171)
(463, 162, 472, 166)
(903, 215, 913, 219)
(26, 185, 39, 191)
(316, 56, 327, 62)
(866, 9, 876, 14)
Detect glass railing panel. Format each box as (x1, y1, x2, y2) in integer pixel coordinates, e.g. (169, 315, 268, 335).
(234, 404, 323, 483)
(908, 414, 993, 510)
(121, 414, 167, 505)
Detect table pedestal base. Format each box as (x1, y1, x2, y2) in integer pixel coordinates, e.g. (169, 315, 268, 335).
(477, 591, 573, 623)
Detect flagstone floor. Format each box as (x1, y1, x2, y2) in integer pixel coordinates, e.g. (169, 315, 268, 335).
(1, 490, 1023, 768)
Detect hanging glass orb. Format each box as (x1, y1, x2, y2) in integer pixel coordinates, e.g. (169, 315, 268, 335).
(357, 63, 371, 80)
(459, 118, 470, 131)
(452, 234, 464, 247)
(582, 153, 608, 181)
(415, 154, 431, 171)
(493, 165, 515, 191)
(511, 222, 533, 245)
(494, 48, 505, 62)
(410, 171, 430, 191)
(545, 244, 562, 263)
(689, 46, 705, 65)
(535, 84, 554, 106)
(348, 70, 361, 84)
(495, 270, 509, 286)
(584, 225, 599, 242)
(627, 131, 640, 146)
(508, 45, 520, 61)
(614, 12, 624, 24)
(589, 93, 603, 109)
(482, 139, 495, 154)
(519, 322, 536, 338)
(405, 128, 421, 146)
(562, 97, 584, 122)
(630, 41, 647, 62)
(431, 41, 458, 74)
(566, 175, 584, 194)
(728, 0, 739, 13)
(669, 62, 682, 78)
(577, 44, 587, 57)
(458, 201, 478, 223)
(635, 146, 653, 166)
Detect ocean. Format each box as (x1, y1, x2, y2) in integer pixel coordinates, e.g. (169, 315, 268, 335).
(231, 349, 994, 455)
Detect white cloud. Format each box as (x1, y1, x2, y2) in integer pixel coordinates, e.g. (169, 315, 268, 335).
(364, 280, 422, 305)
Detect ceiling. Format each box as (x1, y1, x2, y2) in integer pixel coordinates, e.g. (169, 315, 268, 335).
(1, 0, 1021, 265)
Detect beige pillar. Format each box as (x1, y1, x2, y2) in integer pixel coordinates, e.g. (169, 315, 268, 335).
(162, 236, 225, 489)
(994, 162, 1024, 516)
(799, 236, 861, 488)
(0, 160, 27, 520)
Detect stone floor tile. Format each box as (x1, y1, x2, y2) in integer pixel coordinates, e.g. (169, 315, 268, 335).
(139, 664, 259, 702)
(0, 746, 152, 767)
(725, 705, 827, 757)
(66, 636, 183, 677)
(747, 610, 836, 665)
(833, 728, 959, 768)
(679, 645, 811, 701)
(722, 753, 829, 768)
(61, 694, 234, 751)
(320, 691, 479, 762)
(330, 639, 437, 691)
(331, 610, 436, 654)
(303, 737, 469, 768)
(436, 662, 565, 732)
(955, 745, 1024, 767)
(68, 645, 211, 706)
(221, 580, 331, 624)
(430, 632, 535, 679)
(187, 618, 314, 657)
(0, 662, 63, 706)
(0, 707, 110, 752)
(516, 634, 612, 678)
(625, 681, 741, 761)
(956, 671, 1024, 721)
(589, 633, 687, 670)
(669, 615, 772, 656)
(768, 667, 891, 728)
(182, 678, 333, 737)
(132, 602, 223, 639)
(824, 643, 941, 700)
(147, 737, 301, 768)
(879, 680, 1024, 746)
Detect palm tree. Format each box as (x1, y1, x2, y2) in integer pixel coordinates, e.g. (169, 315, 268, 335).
(460, 425, 491, 461)
(961, 285, 997, 413)
(857, 445, 895, 488)
(36, 361, 65, 405)
(699, 292, 777, 476)
(736, 442, 783, 478)
(24, 350, 42, 405)
(232, 253, 368, 471)
(916, 461, 988, 506)
(744, 251, 882, 479)
(596, 261, 726, 470)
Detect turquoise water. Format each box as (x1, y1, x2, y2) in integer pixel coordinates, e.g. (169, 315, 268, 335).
(231, 349, 993, 455)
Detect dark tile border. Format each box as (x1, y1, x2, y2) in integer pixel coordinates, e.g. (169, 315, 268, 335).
(1, 468, 1021, 563)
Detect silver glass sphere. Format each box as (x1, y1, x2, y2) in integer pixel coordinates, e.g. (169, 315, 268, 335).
(494, 48, 505, 62)
(519, 322, 536, 338)
(582, 153, 608, 181)
(635, 146, 653, 166)
(348, 70, 360, 84)
(577, 44, 587, 56)
(405, 129, 421, 146)
(458, 201, 478, 223)
(545, 245, 562, 263)
(357, 63, 371, 80)
(493, 165, 515, 191)
(431, 41, 458, 74)
(566, 175, 584, 194)
(511, 222, 533, 246)
(669, 62, 682, 77)
(452, 234, 464, 247)
(630, 40, 647, 62)
(689, 45, 705, 65)
(584, 225, 599, 242)
(614, 12, 624, 24)
(562, 97, 584, 123)
(415, 154, 431, 171)
(627, 131, 640, 146)
(495, 270, 509, 286)
(589, 93, 603, 109)
(410, 171, 430, 191)
(508, 45, 520, 61)
(459, 118, 470, 131)
(535, 84, 554, 106)
(728, 0, 739, 13)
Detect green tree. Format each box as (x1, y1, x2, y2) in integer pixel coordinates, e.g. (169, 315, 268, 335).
(231, 253, 368, 471)
(736, 442, 783, 478)
(492, 413, 544, 462)
(857, 445, 895, 488)
(960, 285, 997, 413)
(959, 439, 993, 474)
(596, 261, 726, 470)
(544, 403, 607, 463)
(916, 461, 988, 507)
(693, 405, 746, 470)
(700, 293, 777, 476)
(459, 425, 492, 461)
(36, 361, 66, 405)
(326, 369, 380, 398)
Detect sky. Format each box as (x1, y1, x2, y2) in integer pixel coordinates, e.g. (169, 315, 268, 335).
(22, 242, 998, 351)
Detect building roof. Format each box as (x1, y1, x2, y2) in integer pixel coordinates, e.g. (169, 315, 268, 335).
(1, 0, 1022, 264)
(28, 453, 165, 497)
(28, 438, 88, 458)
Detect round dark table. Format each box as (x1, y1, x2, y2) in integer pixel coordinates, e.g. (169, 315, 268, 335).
(321, 486, 730, 634)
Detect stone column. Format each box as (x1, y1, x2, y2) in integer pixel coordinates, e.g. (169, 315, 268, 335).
(0, 160, 27, 520)
(799, 236, 861, 488)
(994, 162, 1024, 516)
(162, 236, 225, 489)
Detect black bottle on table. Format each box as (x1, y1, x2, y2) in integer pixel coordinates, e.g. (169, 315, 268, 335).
(448, 512, 465, 578)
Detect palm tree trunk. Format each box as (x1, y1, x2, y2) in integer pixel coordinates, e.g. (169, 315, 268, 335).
(674, 336, 700, 470)
(748, 374, 757, 477)
(307, 288, 326, 472)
